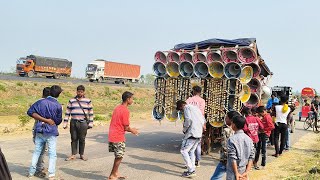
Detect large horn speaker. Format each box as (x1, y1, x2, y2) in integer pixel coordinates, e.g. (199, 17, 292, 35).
(261, 85, 272, 100)
(238, 47, 257, 64)
(192, 52, 206, 64)
(224, 62, 242, 79)
(209, 61, 225, 78)
(247, 78, 261, 93)
(222, 49, 238, 63)
(239, 66, 253, 84)
(207, 50, 222, 63)
(165, 107, 179, 122)
(239, 84, 251, 103)
(244, 93, 260, 108)
(180, 52, 193, 62)
(154, 51, 167, 63)
(152, 105, 165, 121)
(166, 62, 180, 77)
(179, 61, 194, 77)
(246, 63, 261, 78)
(153, 62, 167, 77)
(194, 61, 209, 78)
(167, 51, 180, 62)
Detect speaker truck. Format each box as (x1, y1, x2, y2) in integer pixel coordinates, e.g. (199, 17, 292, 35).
(16, 55, 72, 79)
(86, 60, 141, 84)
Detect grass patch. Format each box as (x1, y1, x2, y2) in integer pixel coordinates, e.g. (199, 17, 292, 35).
(0, 84, 6, 92)
(16, 82, 23, 86)
(18, 114, 32, 126)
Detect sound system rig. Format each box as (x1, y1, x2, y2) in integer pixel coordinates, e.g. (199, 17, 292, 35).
(152, 38, 273, 129)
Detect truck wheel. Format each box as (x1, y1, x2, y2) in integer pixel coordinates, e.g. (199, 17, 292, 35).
(19, 74, 25, 77)
(27, 71, 35, 78)
(53, 74, 60, 79)
(89, 79, 94, 82)
(115, 81, 120, 84)
(97, 77, 103, 83)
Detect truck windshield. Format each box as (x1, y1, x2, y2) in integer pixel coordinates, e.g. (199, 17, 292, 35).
(86, 64, 97, 72)
(16, 59, 26, 65)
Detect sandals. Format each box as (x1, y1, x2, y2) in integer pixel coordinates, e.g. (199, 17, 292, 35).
(34, 171, 46, 178)
(80, 156, 88, 161)
(65, 156, 76, 161)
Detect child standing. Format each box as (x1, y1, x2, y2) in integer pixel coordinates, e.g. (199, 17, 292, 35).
(227, 115, 255, 180)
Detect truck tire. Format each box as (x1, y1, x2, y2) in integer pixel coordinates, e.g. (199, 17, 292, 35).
(46, 76, 53, 78)
(53, 74, 60, 79)
(27, 71, 35, 78)
(89, 79, 94, 82)
(115, 81, 120, 84)
(97, 77, 103, 83)
(19, 74, 25, 77)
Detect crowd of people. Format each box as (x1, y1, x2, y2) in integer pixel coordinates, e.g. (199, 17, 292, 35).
(0, 85, 308, 180)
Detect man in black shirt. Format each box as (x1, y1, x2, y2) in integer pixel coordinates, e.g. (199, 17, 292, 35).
(311, 96, 319, 132)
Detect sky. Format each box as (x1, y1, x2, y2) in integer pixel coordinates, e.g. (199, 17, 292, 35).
(0, 0, 319, 92)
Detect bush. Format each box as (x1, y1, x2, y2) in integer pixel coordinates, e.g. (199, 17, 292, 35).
(105, 87, 111, 97)
(18, 114, 32, 126)
(34, 83, 38, 86)
(16, 82, 23, 86)
(94, 114, 106, 121)
(0, 84, 6, 92)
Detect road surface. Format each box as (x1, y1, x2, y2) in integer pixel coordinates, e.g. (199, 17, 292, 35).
(0, 119, 309, 180)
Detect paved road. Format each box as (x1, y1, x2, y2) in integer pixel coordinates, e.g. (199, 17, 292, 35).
(0, 119, 310, 180)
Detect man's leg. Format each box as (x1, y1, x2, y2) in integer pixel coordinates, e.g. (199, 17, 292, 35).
(109, 142, 125, 179)
(254, 139, 262, 168)
(274, 124, 280, 156)
(47, 135, 57, 178)
(68, 120, 78, 159)
(189, 139, 200, 172)
(315, 112, 318, 131)
(79, 122, 88, 160)
(279, 124, 287, 155)
(35, 142, 46, 177)
(181, 139, 197, 173)
(210, 161, 227, 180)
(195, 139, 201, 166)
(261, 134, 267, 167)
(285, 128, 290, 150)
(109, 157, 123, 179)
(29, 134, 45, 176)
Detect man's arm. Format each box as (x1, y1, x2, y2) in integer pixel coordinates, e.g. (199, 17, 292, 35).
(63, 100, 72, 123)
(183, 108, 192, 133)
(228, 139, 241, 180)
(124, 126, 139, 135)
(31, 113, 55, 125)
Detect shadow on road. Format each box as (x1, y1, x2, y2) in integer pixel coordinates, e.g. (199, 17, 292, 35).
(8, 162, 28, 177)
(59, 167, 106, 180)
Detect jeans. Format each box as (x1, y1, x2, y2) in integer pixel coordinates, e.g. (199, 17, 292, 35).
(195, 140, 201, 162)
(70, 120, 88, 155)
(211, 161, 226, 180)
(36, 143, 46, 172)
(29, 133, 57, 177)
(254, 133, 267, 166)
(274, 123, 287, 155)
(285, 128, 291, 150)
(180, 138, 200, 172)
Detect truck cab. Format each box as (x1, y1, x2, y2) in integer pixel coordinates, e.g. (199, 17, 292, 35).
(16, 57, 35, 77)
(86, 61, 105, 82)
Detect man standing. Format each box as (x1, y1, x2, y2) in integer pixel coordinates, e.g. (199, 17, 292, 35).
(108, 91, 139, 180)
(186, 85, 206, 167)
(176, 100, 205, 178)
(64, 85, 93, 161)
(266, 92, 279, 111)
(311, 96, 319, 132)
(27, 85, 63, 180)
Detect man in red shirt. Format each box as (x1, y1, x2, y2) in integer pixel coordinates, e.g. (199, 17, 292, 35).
(108, 91, 139, 180)
(242, 107, 264, 144)
(255, 106, 275, 169)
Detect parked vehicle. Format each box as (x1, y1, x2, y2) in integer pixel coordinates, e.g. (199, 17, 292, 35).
(16, 55, 72, 78)
(86, 59, 141, 84)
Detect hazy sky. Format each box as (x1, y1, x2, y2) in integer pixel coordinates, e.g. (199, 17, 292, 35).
(0, 0, 319, 91)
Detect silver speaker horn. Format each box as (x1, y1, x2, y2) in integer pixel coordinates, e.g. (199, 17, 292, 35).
(207, 50, 222, 63)
(167, 51, 180, 62)
(153, 62, 167, 77)
(244, 93, 260, 108)
(238, 47, 257, 64)
(261, 85, 272, 100)
(194, 61, 209, 78)
(180, 52, 193, 63)
(179, 61, 194, 77)
(224, 62, 242, 79)
(192, 52, 206, 64)
(246, 63, 261, 78)
(152, 105, 165, 121)
(222, 49, 238, 63)
(166, 62, 180, 77)
(247, 78, 261, 93)
(154, 51, 167, 63)
(208, 61, 225, 78)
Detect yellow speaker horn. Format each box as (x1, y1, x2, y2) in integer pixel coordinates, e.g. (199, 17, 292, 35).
(238, 85, 251, 103)
(166, 62, 180, 77)
(165, 107, 179, 122)
(239, 66, 253, 84)
(208, 61, 225, 78)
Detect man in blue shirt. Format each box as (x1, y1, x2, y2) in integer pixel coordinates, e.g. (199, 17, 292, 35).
(27, 85, 63, 180)
(266, 92, 279, 111)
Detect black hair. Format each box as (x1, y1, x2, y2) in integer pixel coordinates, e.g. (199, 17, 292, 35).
(251, 107, 257, 114)
(256, 106, 266, 113)
(227, 111, 240, 119)
(122, 91, 134, 102)
(50, 85, 62, 98)
(280, 95, 289, 104)
(232, 115, 246, 129)
(315, 96, 319, 98)
(77, 85, 85, 91)
(192, 86, 202, 94)
(241, 106, 251, 116)
(176, 100, 187, 110)
(42, 87, 51, 98)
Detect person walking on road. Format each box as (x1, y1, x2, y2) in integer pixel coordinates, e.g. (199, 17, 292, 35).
(176, 100, 205, 178)
(108, 91, 139, 180)
(186, 85, 206, 167)
(27, 85, 63, 180)
(311, 96, 319, 132)
(64, 85, 93, 161)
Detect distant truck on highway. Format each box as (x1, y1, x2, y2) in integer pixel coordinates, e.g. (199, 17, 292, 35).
(16, 55, 72, 79)
(86, 59, 141, 84)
